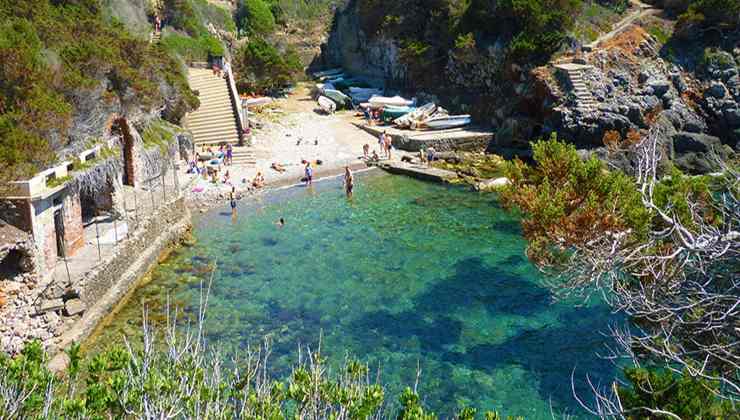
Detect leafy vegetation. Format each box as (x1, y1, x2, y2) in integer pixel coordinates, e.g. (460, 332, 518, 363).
(499, 135, 650, 265)
(618, 368, 738, 419)
(160, 0, 233, 61)
(0, 334, 519, 418)
(0, 0, 196, 188)
(500, 136, 740, 416)
(233, 36, 303, 94)
(236, 0, 276, 35)
(677, 0, 740, 32)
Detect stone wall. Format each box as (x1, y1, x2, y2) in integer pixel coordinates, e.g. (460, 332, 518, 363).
(49, 195, 191, 361)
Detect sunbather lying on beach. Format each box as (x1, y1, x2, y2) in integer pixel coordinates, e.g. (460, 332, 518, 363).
(271, 162, 287, 173)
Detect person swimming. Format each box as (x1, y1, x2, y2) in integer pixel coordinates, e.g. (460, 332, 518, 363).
(276, 217, 285, 227)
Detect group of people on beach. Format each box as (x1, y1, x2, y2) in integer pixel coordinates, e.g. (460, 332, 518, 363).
(361, 131, 393, 162)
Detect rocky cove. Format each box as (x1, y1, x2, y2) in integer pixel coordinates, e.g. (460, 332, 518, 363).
(318, 0, 739, 173)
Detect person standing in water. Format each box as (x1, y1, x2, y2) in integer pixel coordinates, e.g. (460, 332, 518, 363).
(229, 186, 237, 220)
(343, 166, 354, 198)
(304, 161, 313, 186)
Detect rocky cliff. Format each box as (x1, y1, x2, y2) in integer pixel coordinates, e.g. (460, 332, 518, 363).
(321, 1, 738, 174)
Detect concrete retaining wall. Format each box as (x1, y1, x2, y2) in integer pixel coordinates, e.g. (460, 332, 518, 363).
(50, 196, 191, 367)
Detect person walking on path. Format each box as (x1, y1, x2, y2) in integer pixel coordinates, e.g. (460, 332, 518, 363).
(304, 161, 313, 187)
(385, 134, 393, 160)
(154, 15, 161, 32)
(343, 166, 354, 198)
(226, 143, 233, 166)
(363, 143, 369, 159)
(378, 132, 385, 158)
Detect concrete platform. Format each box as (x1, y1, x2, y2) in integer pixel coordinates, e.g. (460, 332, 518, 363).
(354, 123, 494, 152)
(371, 161, 458, 183)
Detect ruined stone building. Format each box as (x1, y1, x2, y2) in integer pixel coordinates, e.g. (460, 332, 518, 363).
(0, 118, 186, 281)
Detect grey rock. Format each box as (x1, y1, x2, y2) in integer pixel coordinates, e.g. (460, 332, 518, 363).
(638, 71, 650, 84)
(648, 79, 671, 97)
(670, 72, 687, 93)
(725, 108, 740, 127)
(723, 68, 739, 80)
(673, 132, 722, 154)
(726, 75, 740, 90)
(64, 299, 86, 317)
(37, 298, 64, 314)
(707, 82, 728, 99)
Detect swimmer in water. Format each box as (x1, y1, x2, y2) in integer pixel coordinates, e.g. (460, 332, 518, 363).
(276, 217, 285, 227)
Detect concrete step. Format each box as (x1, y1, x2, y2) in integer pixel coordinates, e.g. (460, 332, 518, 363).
(190, 127, 238, 139)
(187, 119, 238, 131)
(189, 104, 236, 115)
(194, 137, 239, 144)
(186, 113, 238, 125)
(194, 98, 232, 108)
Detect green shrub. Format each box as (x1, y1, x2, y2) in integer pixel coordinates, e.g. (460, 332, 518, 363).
(618, 368, 737, 419)
(233, 36, 301, 93)
(237, 0, 276, 35)
(161, 32, 224, 61)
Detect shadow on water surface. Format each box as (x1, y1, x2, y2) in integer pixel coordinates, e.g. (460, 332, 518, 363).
(350, 257, 618, 413)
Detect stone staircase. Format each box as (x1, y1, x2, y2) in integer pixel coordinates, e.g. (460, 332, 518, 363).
(557, 64, 598, 112)
(231, 146, 257, 165)
(150, 29, 161, 44)
(185, 68, 241, 146)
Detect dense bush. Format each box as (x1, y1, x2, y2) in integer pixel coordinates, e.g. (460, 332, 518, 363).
(236, 0, 277, 35)
(233, 36, 302, 93)
(161, 0, 232, 61)
(0, 0, 197, 188)
(677, 0, 740, 31)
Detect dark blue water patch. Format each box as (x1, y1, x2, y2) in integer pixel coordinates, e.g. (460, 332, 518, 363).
(260, 237, 279, 247)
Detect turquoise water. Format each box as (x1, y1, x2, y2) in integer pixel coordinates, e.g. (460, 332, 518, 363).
(90, 171, 618, 418)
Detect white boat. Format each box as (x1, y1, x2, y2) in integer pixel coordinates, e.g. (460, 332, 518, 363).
(394, 102, 436, 128)
(323, 89, 350, 106)
(421, 114, 471, 130)
(368, 95, 415, 108)
(318, 96, 336, 114)
(312, 68, 343, 78)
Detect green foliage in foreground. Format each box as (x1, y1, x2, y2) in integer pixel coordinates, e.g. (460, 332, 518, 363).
(233, 36, 302, 93)
(618, 367, 738, 419)
(0, 340, 520, 419)
(678, 0, 740, 32)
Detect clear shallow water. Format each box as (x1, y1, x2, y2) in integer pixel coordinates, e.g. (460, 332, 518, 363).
(89, 171, 618, 418)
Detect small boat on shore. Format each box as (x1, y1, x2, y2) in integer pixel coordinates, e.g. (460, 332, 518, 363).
(349, 88, 383, 103)
(318, 96, 336, 114)
(323, 89, 351, 107)
(312, 68, 343, 78)
(382, 105, 415, 122)
(394, 102, 437, 128)
(369, 95, 415, 108)
(421, 114, 472, 130)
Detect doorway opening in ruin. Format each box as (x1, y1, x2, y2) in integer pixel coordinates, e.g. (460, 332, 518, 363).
(80, 179, 115, 226)
(0, 249, 25, 281)
(113, 118, 135, 187)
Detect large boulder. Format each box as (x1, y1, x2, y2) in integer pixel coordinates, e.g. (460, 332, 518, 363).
(648, 79, 671, 97)
(706, 82, 728, 99)
(673, 132, 723, 153)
